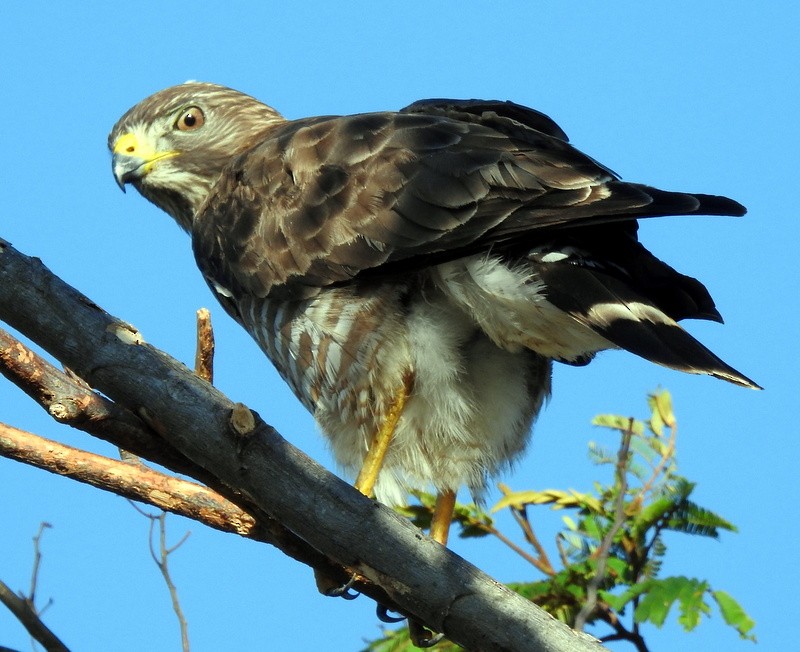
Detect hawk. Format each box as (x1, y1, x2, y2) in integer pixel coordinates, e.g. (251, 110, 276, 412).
(109, 82, 758, 547)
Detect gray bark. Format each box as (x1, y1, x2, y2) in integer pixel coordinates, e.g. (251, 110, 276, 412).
(0, 238, 606, 652)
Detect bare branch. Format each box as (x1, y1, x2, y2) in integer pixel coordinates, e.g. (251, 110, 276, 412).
(0, 238, 607, 651)
(0, 327, 211, 482)
(0, 326, 353, 599)
(139, 512, 191, 652)
(0, 423, 260, 538)
(0, 580, 68, 652)
(194, 308, 214, 383)
(0, 525, 69, 652)
(486, 521, 550, 573)
(27, 523, 50, 613)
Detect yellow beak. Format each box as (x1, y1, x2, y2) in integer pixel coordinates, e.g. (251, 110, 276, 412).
(111, 132, 177, 191)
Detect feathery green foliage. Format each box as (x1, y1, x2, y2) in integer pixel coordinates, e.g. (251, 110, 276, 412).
(364, 390, 755, 651)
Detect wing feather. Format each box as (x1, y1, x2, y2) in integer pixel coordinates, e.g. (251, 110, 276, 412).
(192, 103, 744, 302)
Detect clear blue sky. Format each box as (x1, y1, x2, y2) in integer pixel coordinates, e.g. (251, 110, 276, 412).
(1, 2, 796, 650)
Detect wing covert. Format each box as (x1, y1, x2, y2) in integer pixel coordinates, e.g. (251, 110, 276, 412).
(191, 103, 742, 301)
(193, 106, 619, 299)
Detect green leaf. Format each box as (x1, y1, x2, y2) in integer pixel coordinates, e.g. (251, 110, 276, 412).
(630, 436, 659, 466)
(713, 590, 757, 641)
(598, 589, 625, 612)
(632, 577, 715, 631)
(587, 441, 615, 465)
(633, 577, 682, 627)
(607, 580, 652, 612)
(630, 479, 737, 541)
(649, 408, 664, 436)
(394, 504, 432, 529)
(506, 581, 557, 601)
(635, 583, 672, 626)
(627, 460, 651, 485)
(360, 627, 412, 652)
(580, 514, 603, 543)
(457, 524, 491, 539)
(492, 489, 556, 511)
(452, 502, 494, 539)
(559, 530, 585, 554)
(604, 556, 629, 581)
(664, 500, 737, 538)
(649, 390, 676, 429)
(676, 578, 710, 631)
(592, 414, 645, 435)
(361, 625, 463, 651)
(492, 489, 601, 513)
(632, 495, 676, 536)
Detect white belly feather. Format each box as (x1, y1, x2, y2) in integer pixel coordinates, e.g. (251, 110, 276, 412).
(241, 255, 559, 506)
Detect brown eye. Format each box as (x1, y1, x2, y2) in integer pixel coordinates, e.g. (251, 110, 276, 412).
(176, 106, 205, 131)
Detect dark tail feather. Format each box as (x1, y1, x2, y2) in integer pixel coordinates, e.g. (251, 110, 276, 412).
(632, 185, 747, 218)
(600, 317, 761, 389)
(537, 262, 761, 389)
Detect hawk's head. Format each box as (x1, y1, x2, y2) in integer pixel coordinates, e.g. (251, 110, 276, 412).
(109, 81, 283, 230)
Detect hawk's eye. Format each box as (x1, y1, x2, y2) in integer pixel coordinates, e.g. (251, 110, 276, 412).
(176, 107, 205, 131)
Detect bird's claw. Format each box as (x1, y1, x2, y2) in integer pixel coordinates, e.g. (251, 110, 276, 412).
(408, 619, 445, 647)
(375, 603, 407, 623)
(323, 572, 360, 600)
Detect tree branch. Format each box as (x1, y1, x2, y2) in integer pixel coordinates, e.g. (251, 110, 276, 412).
(138, 510, 191, 652)
(0, 326, 350, 596)
(574, 418, 634, 631)
(498, 484, 556, 575)
(194, 308, 214, 383)
(0, 422, 260, 538)
(0, 525, 70, 652)
(0, 326, 210, 482)
(0, 238, 607, 652)
(0, 580, 69, 652)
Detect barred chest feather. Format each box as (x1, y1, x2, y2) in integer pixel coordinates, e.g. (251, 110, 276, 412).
(236, 260, 553, 507)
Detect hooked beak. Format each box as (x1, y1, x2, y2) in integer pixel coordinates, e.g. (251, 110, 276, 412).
(111, 132, 177, 191)
(112, 152, 144, 192)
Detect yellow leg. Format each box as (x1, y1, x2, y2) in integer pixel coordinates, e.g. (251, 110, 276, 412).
(354, 374, 413, 498)
(406, 490, 455, 646)
(429, 489, 457, 545)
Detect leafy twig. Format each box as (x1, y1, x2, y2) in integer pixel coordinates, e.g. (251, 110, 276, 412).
(574, 418, 633, 630)
(635, 402, 677, 501)
(507, 503, 556, 575)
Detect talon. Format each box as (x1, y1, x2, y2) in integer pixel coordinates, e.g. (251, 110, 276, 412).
(409, 619, 445, 647)
(376, 604, 407, 623)
(314, 568, 360, 599)
(324, 572, 360, 600)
